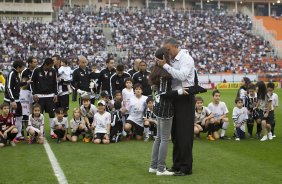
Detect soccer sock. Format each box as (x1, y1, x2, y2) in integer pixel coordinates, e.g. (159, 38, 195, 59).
(256, 123, 262, 135)
(15, 116, 23, 137)
(144, 127, 149, 138)
(271, 122, 275, 135)
(247, 123, 253, 136)
(8, 133, 17, 141)
(50, 118, 54, 135)
(221, 122, 229, 137)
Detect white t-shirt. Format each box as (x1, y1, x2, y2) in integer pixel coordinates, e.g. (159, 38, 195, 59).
(58, 66, 73, 81)
(80, 104, 98, 119)
(127, 95, 148, 127)
(53, 117, 68, 128)
(232, 106, 248, 132)
(28, 114, 44, 130)
(195, 107, 212, 123)
(70, 117, 86, 132)
(93, 111, 111, 134)
(122, 88, 134, 111)
(208, 101, 229, 120)
(269, 93, 278, 108)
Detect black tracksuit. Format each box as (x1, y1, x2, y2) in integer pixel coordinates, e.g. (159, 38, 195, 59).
(97, 67, 116, 95)
(72, 67, 91, 92)
(132, 70, 152, 96)
(4, 68, 21, 102)
(110, 72, 131, 97)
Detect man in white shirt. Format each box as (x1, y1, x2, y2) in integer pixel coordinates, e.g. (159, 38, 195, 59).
(157, 37, 195, 176)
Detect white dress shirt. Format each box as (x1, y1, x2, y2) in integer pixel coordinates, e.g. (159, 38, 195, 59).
(163, 49, 195, 90)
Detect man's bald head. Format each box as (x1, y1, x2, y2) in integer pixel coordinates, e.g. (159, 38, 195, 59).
(79, 56, 88, 69)
(133, 59, 141, 71)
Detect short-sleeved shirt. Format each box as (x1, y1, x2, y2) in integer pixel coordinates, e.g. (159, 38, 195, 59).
(53, 117, 68, 128)
(28, 114, 44, 129)
(122, 88, 134, 111)
(208, 102, 229, 120)
(70, 117, 85, 131)
(232, 106, 248, 132)
(93, 111, 111, 134)
(0, 113, 15, 132)
(127, 95, 148, 127)
(195, 107, 212, 123)
(80, 104, 98, 119)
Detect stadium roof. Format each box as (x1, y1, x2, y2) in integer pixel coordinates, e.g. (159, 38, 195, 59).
(0, 2, 53, 13)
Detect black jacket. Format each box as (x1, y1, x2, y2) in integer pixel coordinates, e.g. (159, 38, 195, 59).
(110, 72, 131, 97)
(132, 70, 152, 96)
(97, 67, 116, 95)
(30, 66, 58, 95)
(72, 67, 91, 92)
(21, 68, 33, 91)
(4, 68, 21, 102)
(127, 68, 138, 77)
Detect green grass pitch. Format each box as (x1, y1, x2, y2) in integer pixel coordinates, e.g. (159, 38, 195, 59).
(0, 89, 282, 184)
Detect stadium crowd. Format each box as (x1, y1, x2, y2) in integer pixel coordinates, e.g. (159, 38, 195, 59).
(0, 9, 280, 74)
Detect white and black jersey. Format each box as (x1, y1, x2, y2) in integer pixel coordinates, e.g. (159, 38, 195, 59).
(93, 111, 111, 134)
(4, 68, 21, 102)
(246, 93, 257, 112)
(27, 114, 44, 134)
(268, 93, 278, 108)
(232, 107, 248, 132)
(53, 117, 68, 128)
(127, 95, 148, 127)
(195, 107, 212, 124)
(207, 102, 229, 120)
(122, 88, 134, 111)
(80, 104, 98, 120)
(70, 117, 86, 133)
(258, 95, 272, 112)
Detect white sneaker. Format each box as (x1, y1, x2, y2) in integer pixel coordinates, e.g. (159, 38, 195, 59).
(272, 134, 276, 138)
(149, 168, 157, 173)
(10, 141, 16, 147)
(260, 135, 268, 141)
(156, 170, 174, 176)
(235, 138, 240, 141)
(268, 132, 273, 140)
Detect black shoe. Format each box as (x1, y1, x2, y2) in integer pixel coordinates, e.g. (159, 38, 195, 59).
(57, 138, 61, 144)
(167, 167, 179, 172)
(173, 171, 192, 176)
(220, 135, 231, 140)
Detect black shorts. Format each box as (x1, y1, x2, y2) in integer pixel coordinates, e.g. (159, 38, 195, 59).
(126, 120, 144, 136)
(58, 94, 69, 111)
(0, 135, 7, 144)
(263, 111, 274, 124)
(214, 121, 224, 132)
(38, 97, 55, 118)
(94, 133, 107, 140)
(196, 123, 208, 133)
(5, 101, 22, 117)
(72, 129, 85, 137)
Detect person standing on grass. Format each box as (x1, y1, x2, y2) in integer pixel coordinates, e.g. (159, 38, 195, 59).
(4, 59, 25, 141)
(0, 102, 18, 147)
(156, 38, 195, 176)
(30, 58, 58, 139)
(266, 82, 278, 138)
(232, 98, 248, 141)
(236, 77, 251, 106)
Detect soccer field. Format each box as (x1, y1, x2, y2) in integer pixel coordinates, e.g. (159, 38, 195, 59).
(0, 89, 282, 184)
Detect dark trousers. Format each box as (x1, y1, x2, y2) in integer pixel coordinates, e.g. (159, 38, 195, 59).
(171, 94, 195, 174)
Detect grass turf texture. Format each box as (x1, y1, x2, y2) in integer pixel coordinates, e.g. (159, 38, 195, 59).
(0, 89, 282, 184)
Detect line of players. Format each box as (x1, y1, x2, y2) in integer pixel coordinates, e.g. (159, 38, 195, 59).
(0, 56, 279, 147)
(194, 81, 278, 141)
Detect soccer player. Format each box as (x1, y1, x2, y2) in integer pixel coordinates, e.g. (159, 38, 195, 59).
(26, 104, 44, 144)
(110, 101, 123, 143)
(132, 61, 152, 96)
(232, 98, 248, 141)
(143, 97, 157, 141)
(266, 82, 278, 138)
(208, 90, 230, 140)
(256, 81, 273, 141)
(245, 84, 259, 138)
(194, 96, 215, 141)
(70, 108, 88, 142)
(92, 100, 111, 144)
(123, 83, 148, 141)
(53, 108, 69, 144)
(30, 58, 58, 139)
(80, 95, 97, 142)
(20, 56, 38, 138)
(0, 102, 18, 147)
(4, 59, 25, 140)
(109, 64, 130, 98)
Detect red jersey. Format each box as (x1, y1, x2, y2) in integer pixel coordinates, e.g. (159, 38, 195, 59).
(0, 113, 15, 132)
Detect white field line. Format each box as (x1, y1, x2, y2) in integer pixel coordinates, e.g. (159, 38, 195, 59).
(43, 138, 68, 184)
